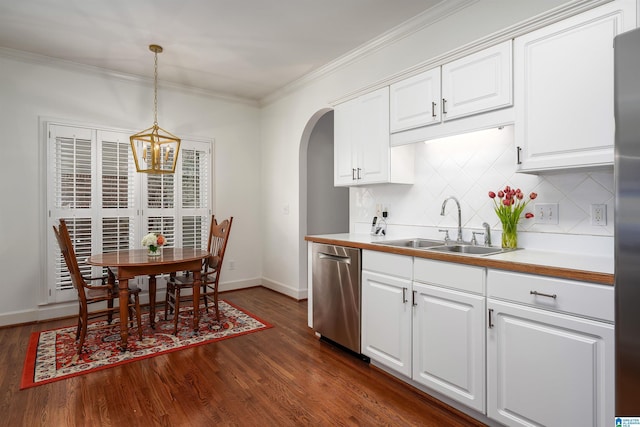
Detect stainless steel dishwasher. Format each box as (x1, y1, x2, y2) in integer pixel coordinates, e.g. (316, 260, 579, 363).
(312, 243, 361, 354)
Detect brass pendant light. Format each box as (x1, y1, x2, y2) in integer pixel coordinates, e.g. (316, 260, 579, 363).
(130, 44, 181, 174)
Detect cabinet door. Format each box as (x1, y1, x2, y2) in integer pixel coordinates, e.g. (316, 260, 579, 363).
(334, 98, 357, 186)
(515, 0, 635, 172)
(357, 87, 390, 184)
(441, 40, 512, 121)
(487, 299, 614, 427)
(362, 269, 412, 377)
(333, 87, 390, 186)
(390, 68, 441, 132)
(412, 283, 485, 413)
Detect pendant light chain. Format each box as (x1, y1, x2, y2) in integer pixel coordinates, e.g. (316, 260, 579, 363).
(153, 48, 158, 126)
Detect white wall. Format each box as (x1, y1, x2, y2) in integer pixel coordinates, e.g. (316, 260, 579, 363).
(259, 0, 584, 297)
(0, 52, 262, 324)
(306, 112, 349, 235)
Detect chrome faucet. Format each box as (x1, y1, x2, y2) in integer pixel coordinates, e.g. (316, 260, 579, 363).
(441, 196, 463, 243)
(482, 222, 492, 246)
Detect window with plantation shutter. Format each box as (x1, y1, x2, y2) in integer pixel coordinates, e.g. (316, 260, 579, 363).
(45, 122, 213, 303)
(99, 131, 137, 261)
(180, 143, 210, 249)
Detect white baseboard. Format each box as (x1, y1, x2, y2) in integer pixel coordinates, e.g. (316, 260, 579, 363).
(261, 277, 308, 300)
(218, 277, 263, 293)
(0, 302, 77, 327)
(0, 277, 304, 327)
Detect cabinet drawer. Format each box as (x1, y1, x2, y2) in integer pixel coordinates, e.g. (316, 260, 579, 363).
(487, 269, 613, 322)
(362, 250, 412, 279)
(414, 258, 484, 294)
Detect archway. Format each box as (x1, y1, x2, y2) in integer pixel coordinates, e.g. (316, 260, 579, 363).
(298, 108, 349, 317)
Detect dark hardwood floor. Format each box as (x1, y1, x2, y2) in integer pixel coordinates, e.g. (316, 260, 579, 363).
(0, 287, 486, 426)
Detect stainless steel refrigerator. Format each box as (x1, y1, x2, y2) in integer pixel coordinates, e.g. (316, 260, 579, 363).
(614, 26, 640, 415)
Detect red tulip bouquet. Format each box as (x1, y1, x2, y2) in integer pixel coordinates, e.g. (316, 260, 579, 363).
(489, 186, 537, 248)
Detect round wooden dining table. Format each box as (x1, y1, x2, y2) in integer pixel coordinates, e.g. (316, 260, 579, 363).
(87, 247, 210, 351)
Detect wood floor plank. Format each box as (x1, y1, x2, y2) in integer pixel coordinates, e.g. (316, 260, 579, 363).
(1, 287, 486, 426)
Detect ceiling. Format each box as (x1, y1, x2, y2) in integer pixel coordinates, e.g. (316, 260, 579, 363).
(0, 0, 445, 102)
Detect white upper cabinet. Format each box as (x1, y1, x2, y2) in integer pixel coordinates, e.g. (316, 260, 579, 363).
(390, 40, 513, 145)
(334, 88, 389, 186)
(334, 87, 414, 187)
(441, 41, 513, 121)
(515, 0, 636, 172)
(390, 68, 441, 132)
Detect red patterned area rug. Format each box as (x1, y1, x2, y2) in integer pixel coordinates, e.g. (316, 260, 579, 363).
(21, 300, 272, 389)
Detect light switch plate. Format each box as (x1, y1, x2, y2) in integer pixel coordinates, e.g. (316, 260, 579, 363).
(534, 203, 559, 225)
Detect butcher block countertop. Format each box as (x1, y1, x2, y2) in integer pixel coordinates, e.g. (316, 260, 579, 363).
(305, 233, 614, 286)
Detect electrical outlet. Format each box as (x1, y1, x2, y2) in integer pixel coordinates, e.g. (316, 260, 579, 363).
(228, 260, 236, 270)
(534, 203, 559, 225)
(591, 204, 607, 226)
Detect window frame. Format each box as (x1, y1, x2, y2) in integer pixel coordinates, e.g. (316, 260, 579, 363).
(43, 119, 213, 303)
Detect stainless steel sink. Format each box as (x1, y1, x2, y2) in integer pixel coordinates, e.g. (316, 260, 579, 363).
(374, 238, 514, 257)
(374, 238, 445, 249)
(425, 244, 512, 256)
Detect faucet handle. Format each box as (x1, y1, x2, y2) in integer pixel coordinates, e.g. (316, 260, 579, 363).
(471, 231, 484, 246)
(438, 229, 450, 243)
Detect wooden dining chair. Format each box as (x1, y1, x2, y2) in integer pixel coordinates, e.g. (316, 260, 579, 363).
(53, 219, 143, 354)
(165, 215, 233, 334)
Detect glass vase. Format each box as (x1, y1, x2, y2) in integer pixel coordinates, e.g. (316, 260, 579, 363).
(501, 222, 518, 249)
(147, 246, 161, 257)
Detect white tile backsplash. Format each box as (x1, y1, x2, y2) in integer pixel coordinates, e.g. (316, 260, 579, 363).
(351, 125, 614, 243)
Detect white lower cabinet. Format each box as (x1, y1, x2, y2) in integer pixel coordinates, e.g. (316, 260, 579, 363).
(412, 258, 486, 412)
(361, 250, 412, 377)
(361, 253, 614, 426)
(487, 270, 614, 427)
(412, 282, 485, 413)
(362, 252, 486, 412)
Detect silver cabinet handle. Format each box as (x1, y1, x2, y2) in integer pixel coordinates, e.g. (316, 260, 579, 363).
(412, 290, 417, 307)
(357, 168, 362, 180)
(530, 290, 557, 299)
(352, 168, 356, 180)
(442, 98, 447, 114)
(432, 101, 437, 118)
(488, 308, 494, 329)
(402, 287, 408, 303)
(516, 146, 522, 165)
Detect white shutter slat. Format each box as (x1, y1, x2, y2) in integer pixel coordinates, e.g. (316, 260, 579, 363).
(179, 142, 210, 249)
(55, 217, 92, 291)
(147, 174, 175, 209)
(182, 216, 207, 249)
(54, 136, 92, 209)
(101, 136, 135, 209)
(102, 217, 134, 252)
(148, 216, 176, 247)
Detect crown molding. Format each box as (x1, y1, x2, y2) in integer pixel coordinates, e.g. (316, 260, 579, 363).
(1, 0, 617, 109)
(332, 0, 616, 105)
(259, 0, 479, 107)
(0, 46, 260, 107)
(261, 0, 615, 107)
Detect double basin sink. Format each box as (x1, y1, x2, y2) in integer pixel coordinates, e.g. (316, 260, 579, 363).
(374, 238, 514, 257)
